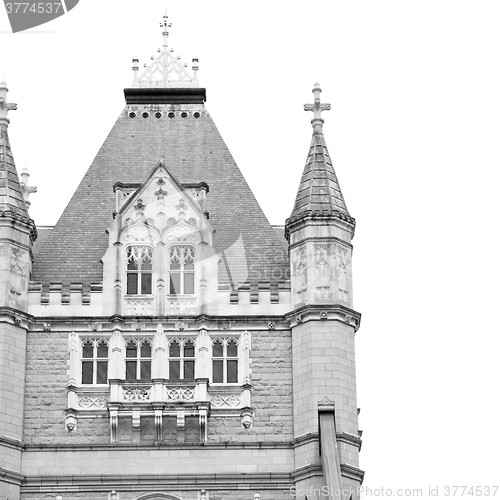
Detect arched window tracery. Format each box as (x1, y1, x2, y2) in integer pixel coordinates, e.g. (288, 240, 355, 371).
(169, 245, 195, 295)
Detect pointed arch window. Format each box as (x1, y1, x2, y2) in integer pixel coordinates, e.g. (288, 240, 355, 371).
(126, 246, 153, 295)
(125, 339, 152, 380)
(212, 338, 239, 384)
(81, 338, 109, 385)
(169, 246, 195, 295)
(168, 338, 196, 380)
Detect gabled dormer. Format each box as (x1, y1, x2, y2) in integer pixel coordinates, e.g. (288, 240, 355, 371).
(102, 160, 217, 318)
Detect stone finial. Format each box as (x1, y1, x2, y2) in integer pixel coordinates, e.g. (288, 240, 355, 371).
(131, 11, 197, 88)
(20, 166, 37, 208)
(161, 8, 172, 49)
(304, 82, 331, 133)
(0, 81, 17, 126)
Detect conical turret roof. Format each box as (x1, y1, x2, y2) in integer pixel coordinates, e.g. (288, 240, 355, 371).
(0, 82, 30, 219)
(290, 131, 350, 217)
(287, 84, 355, 229)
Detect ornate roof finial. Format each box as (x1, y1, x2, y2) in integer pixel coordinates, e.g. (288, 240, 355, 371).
(131, 10, 199, 89)
(161, 8, 171, 81)
(21, 166, 38, 208)
(0, 82, 32, 220)
(304, 83, 331, 134)
(0, 81, 17, 126)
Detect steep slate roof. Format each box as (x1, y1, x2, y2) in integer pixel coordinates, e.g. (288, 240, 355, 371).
(289, 130, 351, 220)
(272, 225, 288, 250)
(32, 98, 290, 285)
(32, 225, 52, 256)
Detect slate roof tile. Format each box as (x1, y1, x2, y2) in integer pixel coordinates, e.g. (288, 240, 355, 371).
(289, 130, 351, 220)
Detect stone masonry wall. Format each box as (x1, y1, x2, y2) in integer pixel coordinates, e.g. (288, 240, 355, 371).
(24, 329, 69, 444)
(208, 329, 293, 442)
(23, 327, 293, 445)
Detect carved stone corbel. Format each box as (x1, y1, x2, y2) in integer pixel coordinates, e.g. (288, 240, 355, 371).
(154, 408, 163, 444)
(241, 407, 254, 429)
(109, 406, 119, 443)
(198, 404, 209, 443)
(64, 409, 77, 433)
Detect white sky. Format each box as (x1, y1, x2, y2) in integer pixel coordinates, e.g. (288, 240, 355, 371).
(2, 0, 500, 495)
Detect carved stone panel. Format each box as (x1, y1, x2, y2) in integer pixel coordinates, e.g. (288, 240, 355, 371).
(313, 244, 333, 302)
(291, 245, 308, 304)
(334, 242, 351, 304)
(163, 416, 177, 444)
(166, 297, 196, 315)
(125, 297, 154, 316)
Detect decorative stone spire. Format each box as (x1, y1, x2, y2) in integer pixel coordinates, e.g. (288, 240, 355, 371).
(0, 81, 17, 125)
(131, 9, 199, 89)
(0, 82, 31, 219)
(304, 83, 331, 134)
(286, 83, 355, 235)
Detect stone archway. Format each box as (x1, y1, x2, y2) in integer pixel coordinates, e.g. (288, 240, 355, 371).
(135, 494, 184, 500)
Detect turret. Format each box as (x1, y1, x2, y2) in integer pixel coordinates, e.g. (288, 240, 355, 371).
(285, 84, 364, 499)
(0, 81, 36, 499)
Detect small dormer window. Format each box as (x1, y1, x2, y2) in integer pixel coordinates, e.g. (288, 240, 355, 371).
(126, 246, 153, 295)
(169, 246, 195, 295)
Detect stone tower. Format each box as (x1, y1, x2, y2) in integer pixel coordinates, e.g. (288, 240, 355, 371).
(0, 81, 37, 499)
(285, 83, 363, 498)
(0, 12, 364, 500)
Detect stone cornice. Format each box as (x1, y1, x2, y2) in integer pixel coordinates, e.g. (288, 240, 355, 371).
(340, 463, 365, 484)
(291, 464, 324, 481)
(29, 315, 293, 332)
(0, 467, 24, 486)
(291, 463, 364, 485)
(23, 441, 293, 452)
(285, 210, 356, 241)
(0, 435, 24, 451)
(0, 210, 37, 242)
(288, 235, 353, 252)
(0, 307, 34, 324)
(292, 432, 320, 447)
(336, 432, 363, 451)
(21, 472, 293, 493)
(284, 304, 361, 331)
(292, 432, 362, 451)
